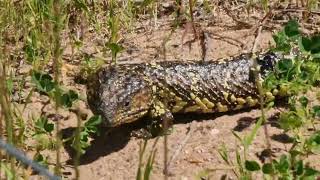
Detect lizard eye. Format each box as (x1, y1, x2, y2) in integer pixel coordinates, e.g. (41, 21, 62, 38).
(124, 100, 130, 107)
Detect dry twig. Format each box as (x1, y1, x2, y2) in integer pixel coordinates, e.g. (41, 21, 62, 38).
(165, 122, 195, 175)
(250, 8, 274, 162)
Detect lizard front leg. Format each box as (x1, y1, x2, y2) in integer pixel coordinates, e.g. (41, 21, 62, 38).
(148, 100, 174, 137)
(130, 100, 174, 139)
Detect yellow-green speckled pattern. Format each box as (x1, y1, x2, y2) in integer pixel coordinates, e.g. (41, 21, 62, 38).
(87, 52, 281, 127)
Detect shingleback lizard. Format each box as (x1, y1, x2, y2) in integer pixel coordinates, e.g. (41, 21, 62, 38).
(87, 52, 281, 127)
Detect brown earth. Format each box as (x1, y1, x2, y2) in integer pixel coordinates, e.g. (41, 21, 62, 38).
(11, 1, 320, 180)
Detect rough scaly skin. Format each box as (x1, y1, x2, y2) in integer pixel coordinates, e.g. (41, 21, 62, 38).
(87, 52, 280, 127)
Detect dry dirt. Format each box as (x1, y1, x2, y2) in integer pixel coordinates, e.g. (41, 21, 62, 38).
(13, 1, 320, 180)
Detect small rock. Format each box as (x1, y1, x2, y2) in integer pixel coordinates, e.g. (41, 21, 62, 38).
(210, 128, 220, 136)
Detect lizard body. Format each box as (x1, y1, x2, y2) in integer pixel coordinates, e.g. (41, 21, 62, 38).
(87, 52, 280, 127)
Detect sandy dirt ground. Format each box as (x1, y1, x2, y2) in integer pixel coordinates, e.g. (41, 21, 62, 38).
(12, 1, 320, 179)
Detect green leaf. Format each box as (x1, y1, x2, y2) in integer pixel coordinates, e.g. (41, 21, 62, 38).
(236, 149, 244, 174)
(299, 36, 312, 52)
(275, 155, 290, 174)
(79, 130, 89, 141)
(34, 116, 54, 134)
(239, 175, 251, 180)
(263, 73, 279, 91)
(279, 174, 293, 180)
(279, 112, 303, 131)
(33, 152, 49, 168)
(0, 163, 14, 179)
(142, 0, 154, 7)
(262, 163, 274, 174)
(273, 31, 291, 52)
(277, 59, 294, 72)
(284, 20, 300, 37)
(84, 115, 102, 135)
(289, 149, 302, 158)
(310, 35, 320, 54)
(24, 35, 40, 62)
(70, 116, 103, 155)
(245, 160, 260, 171)
(276, 59, 294, 80)
(31, 70, 56, 93)
(107, 42, 123, 53)
(232, 131, 243, 144)
(6, 79, 14, 94)
(218, 144, 229, 164)
(298, 96, 309, 108)
(106, 42, 124, 61)
(294, 160, 303, 176)
(71, 131, 91, 155)
(33, 134, 56, 150)
(85, 115, 102, 127)
(74, 0, 89, 12)
(311, 53, 320, 58)
(243, 117, 263, 149)
(45, 123, 54, 133)
(144, 148, 157, 180)
(60, 90, 79, 108)
(305, 131, 320, 154)
(299, 35, 320, 54)
(301, 62, 319, 82)
(313, 105, 320, 117)
(303, 167, 319, 177)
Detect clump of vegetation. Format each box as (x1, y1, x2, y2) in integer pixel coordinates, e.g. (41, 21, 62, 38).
(211, 20, 320, 180)
(0, 0, 320, 179)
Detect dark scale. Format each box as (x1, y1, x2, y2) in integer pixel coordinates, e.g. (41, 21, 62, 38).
(87, 52, 282, 128)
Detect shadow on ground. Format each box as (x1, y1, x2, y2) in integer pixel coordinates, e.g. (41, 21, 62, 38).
(61, 124, 135, 165)
(61, 106, 285, 165)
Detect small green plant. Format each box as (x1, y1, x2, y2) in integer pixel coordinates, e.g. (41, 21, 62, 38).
(1, 1, 320, 179)
(136, 139, 158, 180)
(216, 20, 320, 179)
(253, 153, 319, 179)
(31, 70, 79, 107)
(241, 128, 320, 179)
(62, 115, 103, 155)
(31, 116, 56, 170)
(120, 0, 137, 31)
(77, 54, 105, 83)
(215, 117, 264, 179)
(105, 0, 123, 65)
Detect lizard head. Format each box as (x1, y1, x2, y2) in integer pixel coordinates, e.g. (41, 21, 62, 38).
(87, 66, 153, 127)
(257, 52, 282, 76)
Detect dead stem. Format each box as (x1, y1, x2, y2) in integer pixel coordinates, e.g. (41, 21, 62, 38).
(0, 7, 16, 175)
(163, 118, 169, 180)
(251, 9, 274, 162)
(74, 110, 82, 180)
(52, 0, 63, 176)
(188, 0, 198, 39)
(166, 122, 195, 171)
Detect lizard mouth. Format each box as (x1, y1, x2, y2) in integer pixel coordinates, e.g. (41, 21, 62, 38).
(110, 109, 149, 127)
